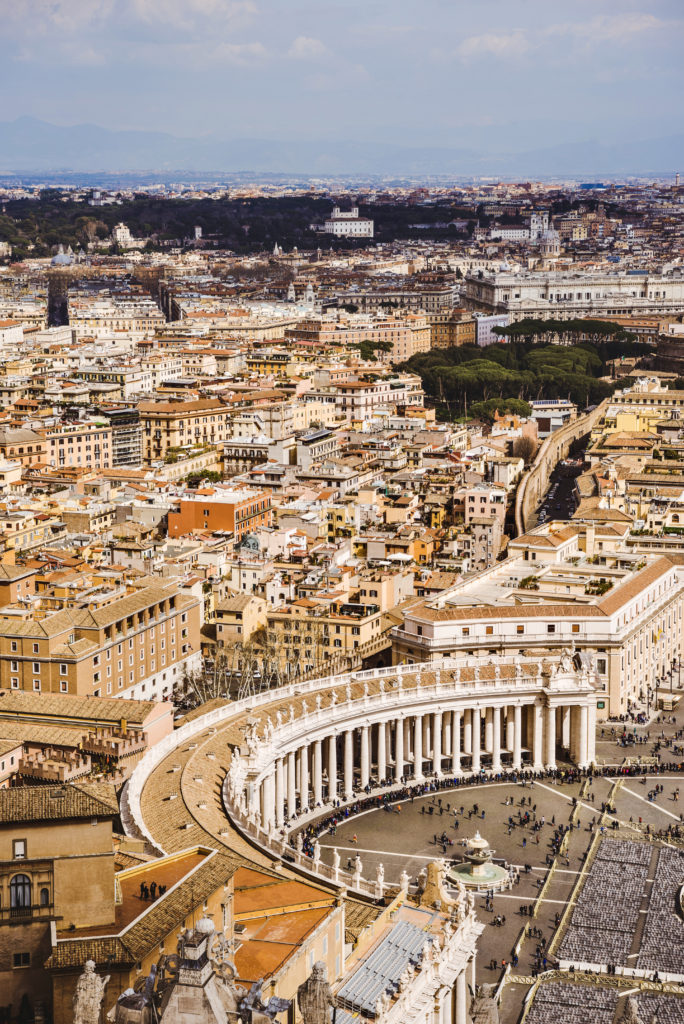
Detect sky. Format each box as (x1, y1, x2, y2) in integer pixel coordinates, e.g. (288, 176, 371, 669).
(1, 0, 683, 150)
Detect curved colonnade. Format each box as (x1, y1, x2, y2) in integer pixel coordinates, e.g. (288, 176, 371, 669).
(126, 653, 598, 900)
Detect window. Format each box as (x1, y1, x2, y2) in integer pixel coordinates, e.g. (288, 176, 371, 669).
(32, 643, 39, 653)
(60, 680, 68, 693)
(13, 839, 26, 859)
(32, 662, 40, 674)
(10, 660, 18, 672)
(572, 624, 580, 633)
(10, 641, 17, 652)
(13, 953, 30, 968)
(10, 874, 31, 908)
(462, 627, 469, 637)
(486, 626, 494, 636)
(517, 625, 524, 635)
(547, 624, 556, 634)
(40, 887, 50, 907)
(60, 663, 68, 675)
(11, 677, 18, 689)
(33, 679, 40, 691)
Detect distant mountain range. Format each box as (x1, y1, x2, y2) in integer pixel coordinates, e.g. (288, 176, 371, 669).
(0, 116, 682, 179)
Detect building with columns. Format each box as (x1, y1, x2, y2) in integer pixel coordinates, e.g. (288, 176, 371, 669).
(393, 532, 684, 718)
(225, 655, 596, 837)
(124, 652, 597, 1024)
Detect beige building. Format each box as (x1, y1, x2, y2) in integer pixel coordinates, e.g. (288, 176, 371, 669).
(0, 783, 118, 1019)
(138, 398, 233, 463)
(41, 421, 113, 471)
(215, 593, 268, 644)
(267, 597, 385, 676)
(0, 579, 201, 702)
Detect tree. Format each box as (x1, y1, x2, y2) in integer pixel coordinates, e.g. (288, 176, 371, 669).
(513, 435, 537, 465)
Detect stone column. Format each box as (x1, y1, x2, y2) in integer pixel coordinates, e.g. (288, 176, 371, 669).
(513, 705, 522, 770)
(533, 704, 544, 770)
(360, 724, 370, 789)
(394, 717, 404, 782)
(491, 706, 502, 773)
(299, 743, 310, 810)
(275, 756, 285, 827)
(328, 734, 337, 803)
(455, 969, 467, 1024)
(579, 703, 589, 767)
(287, 750, 296, 818)
(545, 705, 556, 769)
(344, 729, 354, 800)
(403, 718, 412, 762)
(414, 715, 424, 780)
(562, 706, 571, 750)
(377, 721, 387, 782)
(484, 706, 493, 753)
(432, 711, 442, 776)
(471, 708, 481, 773)
(586, 702, 596, 765)
(463, 710, 472, 755)
(266, 774, 276, 828)
(443, 712, 452, 763)
(506, 709, 515, 753)
(313, 739, 322, 806)
(422, 714, 431, 760)
(452, 710, 462, 774)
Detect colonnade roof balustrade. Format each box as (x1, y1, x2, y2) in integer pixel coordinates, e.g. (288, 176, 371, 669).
(123, 652, 598, 901)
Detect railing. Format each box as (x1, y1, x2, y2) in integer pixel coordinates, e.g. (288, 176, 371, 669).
(125, 654, 596, 856)
(220, 774, 377, 899)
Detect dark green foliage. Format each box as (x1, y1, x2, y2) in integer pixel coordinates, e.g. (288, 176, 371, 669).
(400, 340, 620, 418)
(1, 192, 475, 261)
(469, 398, 532, 422)
(357, 339, 394, 361)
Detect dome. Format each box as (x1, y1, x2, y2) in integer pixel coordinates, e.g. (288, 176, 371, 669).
(51, 250, 73, 266)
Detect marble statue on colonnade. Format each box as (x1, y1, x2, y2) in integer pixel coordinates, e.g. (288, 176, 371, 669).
(297, 962, 338, 1024)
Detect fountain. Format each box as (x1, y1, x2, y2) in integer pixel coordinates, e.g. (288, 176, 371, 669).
(448, 831, 509, 892)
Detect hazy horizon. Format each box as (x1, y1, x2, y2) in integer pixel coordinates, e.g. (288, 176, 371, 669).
(1, 0, 682, 164)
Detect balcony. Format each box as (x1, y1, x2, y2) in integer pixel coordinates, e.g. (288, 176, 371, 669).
(0, 903, 53, 923)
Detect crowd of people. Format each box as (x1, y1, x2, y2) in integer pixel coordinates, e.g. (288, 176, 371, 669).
(287, 758, 684, 858)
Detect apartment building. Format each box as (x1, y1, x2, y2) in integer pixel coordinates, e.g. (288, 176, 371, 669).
(267, 598, 383, 675)
(0, 579, 201, 702)
(429, 310, 476, 348)
(168, 487, 273, 541)
(0, 428, 47, 468)
(287, 315, 431, 362)
(304, 374, 424, 420)
(138, 397, 232, 463)
(42, 421, 113, 470)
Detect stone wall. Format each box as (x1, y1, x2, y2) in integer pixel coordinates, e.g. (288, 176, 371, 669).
(515, 399, 608, 535)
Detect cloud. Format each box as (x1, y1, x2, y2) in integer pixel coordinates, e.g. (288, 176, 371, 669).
(457, 30, 529, 59)
(548, 13, 668, 44)
(456, 12, 675, 63)
(212, 40, 268, 64)
(287, 35, 330, 60)
(128, 0, 256, 30)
